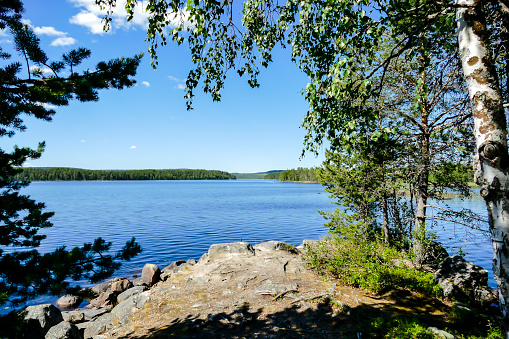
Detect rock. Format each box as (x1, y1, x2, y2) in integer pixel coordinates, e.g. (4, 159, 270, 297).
(111, 291, 150, 324)
(83, 312, 116, 339)
(186, 258, 197, 265)
(254, 241, 295, 253)
(422, 241, 449, 269)
(132, 277, 146, 286)
(296, 239, 319, 253)
(162, 260, 186, 273)
(89, 289, 117, 308)
(45, 321, 81, 339)
(110, 278, 133, 294)
(56, 295, 83, 309)
(427, 327, 454, 339)
(61, 310, 85, 323)
(208, 242, 255, 260)
(23, 304, 64, 336)
(92, 277, 124, 295)
(141, 263, 161, 286)
(81, 307, 111, 321)
(117, 286, 148, 303)
(255, 284, 297, 295)
(433, 255, 497, 309)
(198, 252, 208, 263)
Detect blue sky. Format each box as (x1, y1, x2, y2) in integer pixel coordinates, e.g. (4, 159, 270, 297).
(3, 0, 325, 173)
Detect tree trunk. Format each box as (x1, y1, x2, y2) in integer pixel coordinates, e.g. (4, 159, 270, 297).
(457, 0, 509, 332)
(414, 70, 430, 267)
(382, 192, 390, 244)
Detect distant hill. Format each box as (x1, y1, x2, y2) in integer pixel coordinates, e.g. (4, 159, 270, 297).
(233, 170, 283, 179)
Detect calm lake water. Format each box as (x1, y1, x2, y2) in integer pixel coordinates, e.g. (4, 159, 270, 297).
(1, 179, 495, 312)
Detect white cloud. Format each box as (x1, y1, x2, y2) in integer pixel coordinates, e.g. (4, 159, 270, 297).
(21, 19, 77, 47)
(35, 102, 58, 109)
(141, 81, 150, 87)
(22, 162, 33, 167)
(30, 65, 53, 74)
(69, 0, 190, 34)
(0, 28, 8, 37)
(70, 10, 106, 35)
(176, 84, 186, 90)
(0, 39, 12, 44)
(34, 26, 67, 36)
(80, 140, 87, 143)
(129, 146, 137, 149)
(50, 37, 77, 46)
(168, 75, 182, 82)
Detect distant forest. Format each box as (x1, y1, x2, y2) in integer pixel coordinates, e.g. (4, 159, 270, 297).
(15, 168, 236, 181)
(265, 167, 319, 183)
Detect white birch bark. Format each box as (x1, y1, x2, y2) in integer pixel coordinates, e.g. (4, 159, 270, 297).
(457, 0, 509, 332)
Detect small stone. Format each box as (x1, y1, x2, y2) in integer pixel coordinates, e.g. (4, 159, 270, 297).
(61, 310, 85, 323)
(427, 327, 454, 339)
(56, 295, 83, 309)
(186, 258, 197, 265)
(162, 260, 186, 273)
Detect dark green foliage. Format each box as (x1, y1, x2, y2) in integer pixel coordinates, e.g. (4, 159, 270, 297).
(15, 167, 236, 181)
(0, 1, 142, 307)
(267, 167, 319, 182)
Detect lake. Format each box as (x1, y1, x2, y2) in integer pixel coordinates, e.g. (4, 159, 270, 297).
(1, 179, 495, 312)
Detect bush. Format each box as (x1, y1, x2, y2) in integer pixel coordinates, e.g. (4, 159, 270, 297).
(304, 235, 442, 297)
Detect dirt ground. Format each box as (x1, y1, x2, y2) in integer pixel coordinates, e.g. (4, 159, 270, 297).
(103, 245, 455, 338)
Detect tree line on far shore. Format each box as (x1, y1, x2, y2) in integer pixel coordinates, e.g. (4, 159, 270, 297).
(265, 163, 474, 185)
(15, 167, 236, 181)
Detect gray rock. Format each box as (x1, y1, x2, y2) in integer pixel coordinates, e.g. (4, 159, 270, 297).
(433, 255, 497, 309)
(23, 304, 64, 335)
(61, 310, 85, 323)
(117, 286, 148, 303)
(141, 263, 161, 286)
(81, 307, 111, 321)
(186, 258, 197, 265)
(198, 252, 208, 263)
(132, 277, 146, 286)
(255, 284, 297, 295)
(111, 291, 150, 324)
(83, 312, 115, 338)
(208, 242, 255, 260)
(92, 277, 124, 295)
(254, 241, 295, 252)
(192, 277, 210, 284)
(427, 327, 455, 339)
(45, 321, 81, 339)
(162, 260, 186, 273)
(110, 278, 133, 294)
(56, 295, 83, 309)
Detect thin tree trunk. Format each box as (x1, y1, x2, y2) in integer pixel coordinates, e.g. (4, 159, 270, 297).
(382, 192, 390, 244)
(457, 0, 509, 333)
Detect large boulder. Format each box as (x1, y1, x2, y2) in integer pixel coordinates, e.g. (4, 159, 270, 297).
(117, 286, 148, 303)
(45, 321, 81, 339)
(88, 288, 117, 308)
(23, 304, 64, 337)
(110, 277, 133, 294)
(141, 263, 161, 286)
(208, 242, 255, 260)
(83, 312, 116, 339)
(91, 277, 124, 295)
(433, 255, 498, 309)
(111, 291, 151, 324)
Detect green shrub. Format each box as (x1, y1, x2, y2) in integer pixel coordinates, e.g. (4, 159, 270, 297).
(304, 235, 442, 297)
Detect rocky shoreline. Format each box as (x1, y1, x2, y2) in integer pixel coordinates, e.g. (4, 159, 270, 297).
(17, 240, 499, 338)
